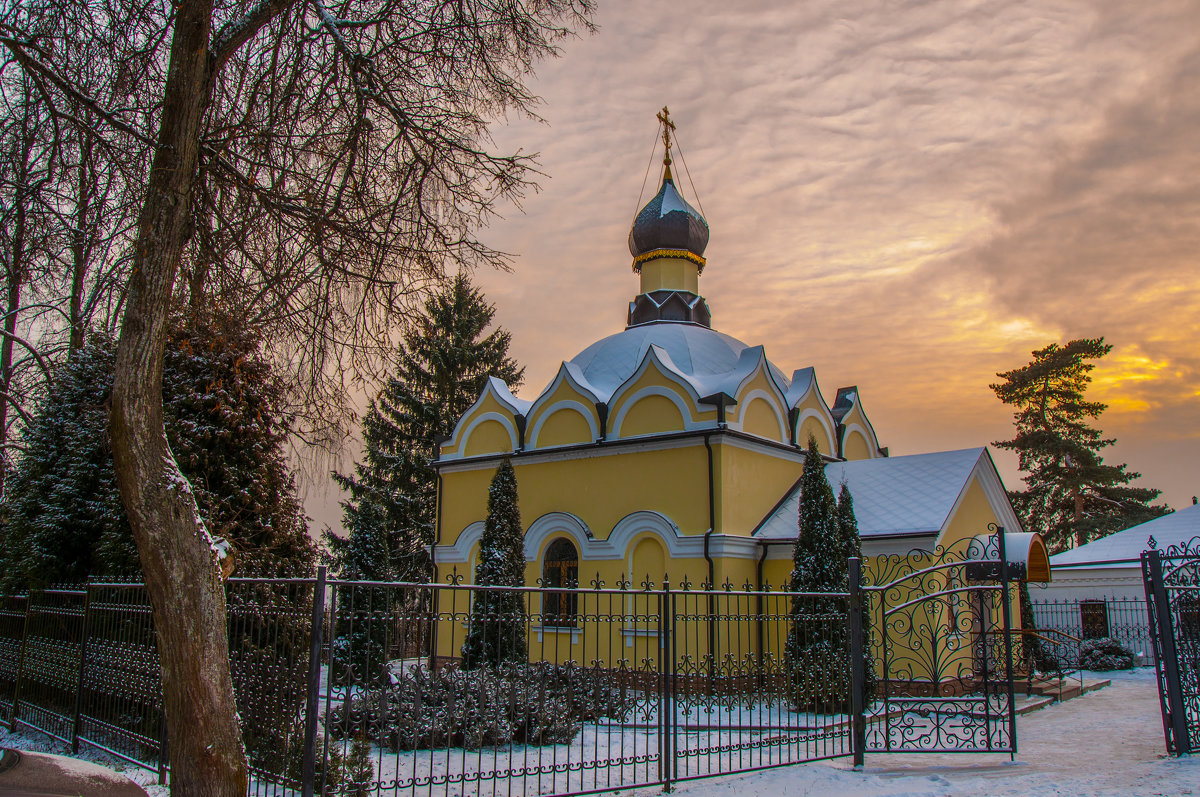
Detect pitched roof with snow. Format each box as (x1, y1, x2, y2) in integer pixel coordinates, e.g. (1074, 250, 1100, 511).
(1050, 503, 1200, 567)
(754, 448, 992, 539)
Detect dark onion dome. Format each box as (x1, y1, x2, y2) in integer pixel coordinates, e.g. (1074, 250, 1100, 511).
(628, 176, 710, 260)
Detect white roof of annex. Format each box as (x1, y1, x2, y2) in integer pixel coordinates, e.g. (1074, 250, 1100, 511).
(1050, 503, 1200, 569)
(755, 447, 1015, 540)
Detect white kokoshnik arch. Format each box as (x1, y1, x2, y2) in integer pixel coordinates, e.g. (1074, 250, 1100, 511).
(526, 402, 601, 449)
(730, 388, 789, 442)
(794, 406, 837, 451)
(609, 386, 708, 438)
(523, 512, 594, 562)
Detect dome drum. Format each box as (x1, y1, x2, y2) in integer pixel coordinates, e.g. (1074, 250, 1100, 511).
(628, 290, 712, 328)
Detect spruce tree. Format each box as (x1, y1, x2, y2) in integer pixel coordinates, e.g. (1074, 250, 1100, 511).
(0, 312, 316, 590)
(0, 338, 126, 590)
(991, 338, 1169, 551)
(328, 273, 523, 583)
(461, 457, 528, 668)
(785, 435, 850, 711)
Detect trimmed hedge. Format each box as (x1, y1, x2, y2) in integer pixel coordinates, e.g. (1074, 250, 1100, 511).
(1078, 637, 1134, 671)
(327, 661, 635, 750)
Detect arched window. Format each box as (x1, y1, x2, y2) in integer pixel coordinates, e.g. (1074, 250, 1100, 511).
(542, 538, 579, 627)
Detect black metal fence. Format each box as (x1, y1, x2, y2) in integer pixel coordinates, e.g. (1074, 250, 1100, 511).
(0, 574, 862, 796)
(0, 538, 1027, 795)
(1028, 596, 1155, 667)
(1142, 542, 1200, 756)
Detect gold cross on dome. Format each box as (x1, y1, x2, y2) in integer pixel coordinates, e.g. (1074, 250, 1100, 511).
(656, 106, 675, 165)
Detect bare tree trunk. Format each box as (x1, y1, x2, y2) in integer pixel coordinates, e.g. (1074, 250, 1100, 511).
(0, 109, 32, 500)
(0, 220, 22, 500)
(68, 131, 94, 356)
(108, 1, 247, 794)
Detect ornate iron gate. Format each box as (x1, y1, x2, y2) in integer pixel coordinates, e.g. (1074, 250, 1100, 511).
(863, 526, 1018, 754)
(1142, 541, 1200, 755)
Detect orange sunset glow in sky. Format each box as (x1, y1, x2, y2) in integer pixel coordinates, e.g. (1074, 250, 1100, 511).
(311, 0, 1200, 531)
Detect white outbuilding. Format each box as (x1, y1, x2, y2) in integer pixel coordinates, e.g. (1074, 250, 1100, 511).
(1038, 502, 1200, 603)
(1027, 503, 1199, 658)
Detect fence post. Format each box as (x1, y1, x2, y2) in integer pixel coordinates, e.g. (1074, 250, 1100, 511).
(997, 526, 1017, 758)
(1144, 550, 1190, 754)
(71, 583, 93, 753)
(848, 558, 865, 768)
(658, 579, 673, 793)
(302, 566, 328, 797)
(9, 592, 33, 731)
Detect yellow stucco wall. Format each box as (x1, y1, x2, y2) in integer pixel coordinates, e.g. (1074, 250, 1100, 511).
(638, 257, 700, 294)
(618, 394, 687, 438)
(797, 416, 830, 454)
(442, 391, 518, 459)
(534, 408, 595, 448)
(842, 430, 873, 461)
(712, 443, 801, 536)
(439, 442, 712, 560)
(837, 401, 879, 461)
(936, 477, 994, 550)
(462, 420, 516, 457)
(525, 372, 601, 450)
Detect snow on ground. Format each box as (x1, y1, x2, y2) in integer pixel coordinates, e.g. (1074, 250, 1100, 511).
(0, 724, 168, 797)
(622, 669, 1198, 797)
(2, 668, 1195, 796)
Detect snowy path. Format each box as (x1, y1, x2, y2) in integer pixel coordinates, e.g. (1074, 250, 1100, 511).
(632, 669, 1198, 797)
(2, 668, 1196, 796)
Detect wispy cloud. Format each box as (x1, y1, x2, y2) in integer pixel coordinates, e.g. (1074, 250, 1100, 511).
(461, 0, 1200, 510)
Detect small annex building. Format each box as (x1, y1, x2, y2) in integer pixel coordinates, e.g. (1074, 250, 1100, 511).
(430, 120, 1037, 645)
(1040, 502, 1200, 603)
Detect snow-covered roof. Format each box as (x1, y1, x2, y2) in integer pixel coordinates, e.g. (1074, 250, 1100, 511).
(755, 448, 991, 539)
(565, 323, 788, 402)
(1050, 503, 1200, 567)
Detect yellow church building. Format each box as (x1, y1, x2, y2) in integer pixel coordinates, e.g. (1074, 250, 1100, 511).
(429, 119, 1041, 675)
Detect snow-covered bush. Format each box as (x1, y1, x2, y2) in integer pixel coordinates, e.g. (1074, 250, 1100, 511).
(1078, 637, 1134, 671)
(326, 662, 634, 750)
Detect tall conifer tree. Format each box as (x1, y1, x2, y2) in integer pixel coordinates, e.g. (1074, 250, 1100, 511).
(835, 481, 874, 697)
(462, 457, 528, 668)
(328, 273, 523, 582)
(786, 435, 852, 710)
(0, 313, 316, 590)
(991, 338, 1169, 551)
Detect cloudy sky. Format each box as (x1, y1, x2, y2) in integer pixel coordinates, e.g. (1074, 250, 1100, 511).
(313, 0, 1200, 530)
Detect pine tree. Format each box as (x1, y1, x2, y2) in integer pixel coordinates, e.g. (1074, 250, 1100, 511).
(328, 273, 523, 583)
(461, 457, 528, 668)
(991, 338, 1169, 551)
(785, 435, 851, 711)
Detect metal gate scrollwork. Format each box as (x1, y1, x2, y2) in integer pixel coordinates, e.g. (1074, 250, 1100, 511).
(1142, 538, 1200, 756)
(864, 525, 1018, 754)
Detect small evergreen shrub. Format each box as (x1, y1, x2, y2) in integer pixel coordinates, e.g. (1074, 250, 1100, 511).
(461, 459, 528, 669)
(787, 638, 852, 713)
(1078, 637, 1134, 671)
(326, 662, 634, 750)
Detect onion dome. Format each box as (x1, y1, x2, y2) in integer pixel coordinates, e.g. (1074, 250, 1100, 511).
(627, 176, 710, 262)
